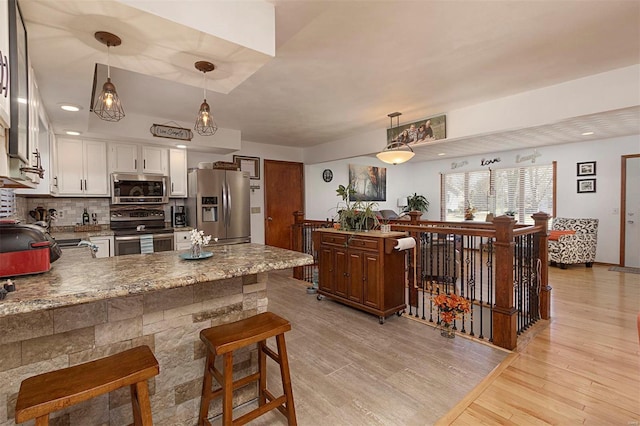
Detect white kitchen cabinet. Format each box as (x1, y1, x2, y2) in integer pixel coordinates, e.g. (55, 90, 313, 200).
(169, 148, 187, 197)
(57, 138, 109, 196)
(174, 230, 191, 250)
(109, 143, 167, 175)
(109, 143, 138, 173)
(0, 0, 10, 128)
(142, 146, 167, 174)
(90, 236, 113, 258)
(49, 131, 58, 194)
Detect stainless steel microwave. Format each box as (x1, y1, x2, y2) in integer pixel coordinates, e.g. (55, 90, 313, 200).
(111, 173, 169, 204)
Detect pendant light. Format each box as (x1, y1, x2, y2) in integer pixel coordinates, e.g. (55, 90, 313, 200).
(194, 61, 218, 136)
(93, 31, 125, 122)
(376, 112, 415, 165)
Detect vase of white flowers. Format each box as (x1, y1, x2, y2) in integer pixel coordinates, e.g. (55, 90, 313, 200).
(189, 229, 212, 258)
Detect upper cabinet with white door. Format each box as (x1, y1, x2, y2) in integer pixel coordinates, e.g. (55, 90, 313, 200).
(57, 138, 109, 196)
(109, 143, 167, 175)
(0, 0, 10, 128)
(169, 148, 187, 197)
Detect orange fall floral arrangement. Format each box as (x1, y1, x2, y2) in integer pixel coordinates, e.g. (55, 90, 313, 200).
(432, 292, 471, 326)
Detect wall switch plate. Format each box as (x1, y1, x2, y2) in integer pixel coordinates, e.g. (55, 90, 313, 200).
(251, 207, 261, 214)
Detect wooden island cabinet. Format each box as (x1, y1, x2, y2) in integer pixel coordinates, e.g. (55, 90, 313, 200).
(312, 229, 407, 323)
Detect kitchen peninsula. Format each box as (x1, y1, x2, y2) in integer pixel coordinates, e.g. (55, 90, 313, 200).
(0, 245, 313, 426)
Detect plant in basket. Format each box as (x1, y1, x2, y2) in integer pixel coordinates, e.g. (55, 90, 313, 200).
(432, 292, 471, 338)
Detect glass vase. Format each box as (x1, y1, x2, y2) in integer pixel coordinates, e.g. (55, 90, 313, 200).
(440, 322, 455, 338)
(191, 243, 202, 258)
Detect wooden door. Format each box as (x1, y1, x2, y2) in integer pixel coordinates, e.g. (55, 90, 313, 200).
(334, 247, 348, 298)
(363, 252, 381, 309)
(264, 160, 304, 249)
(347, 250, 364, 303)
(318, 246, 334, 293)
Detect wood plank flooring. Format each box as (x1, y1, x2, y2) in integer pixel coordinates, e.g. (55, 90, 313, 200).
(444, 264, 640, 425)
(211, 270, 508, 425)
(212, 264, 639, 425)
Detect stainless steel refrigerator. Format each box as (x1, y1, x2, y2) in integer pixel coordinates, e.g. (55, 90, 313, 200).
(186, 169, 251, 244)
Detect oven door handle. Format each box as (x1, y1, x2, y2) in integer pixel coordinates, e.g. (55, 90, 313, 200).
(114, 235, 142, 242)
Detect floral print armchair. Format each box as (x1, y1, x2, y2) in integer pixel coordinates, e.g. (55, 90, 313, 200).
(548, 217, 598, 269)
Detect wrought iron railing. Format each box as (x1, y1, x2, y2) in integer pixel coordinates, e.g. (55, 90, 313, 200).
(291, 211, 551, 350)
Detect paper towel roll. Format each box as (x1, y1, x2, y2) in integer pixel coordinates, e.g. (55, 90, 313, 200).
(394, 237, 416, 251)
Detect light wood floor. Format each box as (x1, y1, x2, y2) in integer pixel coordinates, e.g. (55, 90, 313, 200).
(215, 264, 639, 425)
(443, 264, 640, 425)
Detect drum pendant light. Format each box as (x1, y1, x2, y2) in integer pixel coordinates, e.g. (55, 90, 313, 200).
(194, 61, 218, 136)
(376, 112, 415, 165)
(93, 31, 125, 122)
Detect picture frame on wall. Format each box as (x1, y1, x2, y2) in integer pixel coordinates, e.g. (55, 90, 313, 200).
(387, 114, 446, 146)
(348, 164, 387, 201)
(233, 155, 260, 180)
(577, 179, 596, 193)
(577, 161, 596, 176)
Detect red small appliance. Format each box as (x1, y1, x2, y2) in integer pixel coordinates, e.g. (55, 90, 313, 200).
(0, 220, 62, 278)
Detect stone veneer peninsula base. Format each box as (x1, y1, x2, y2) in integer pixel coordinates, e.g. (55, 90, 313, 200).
(0, 244, 313, 426)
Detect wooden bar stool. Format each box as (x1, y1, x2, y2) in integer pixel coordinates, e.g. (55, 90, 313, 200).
(15, 345, 159, 426)
(198, 312, 296, 426)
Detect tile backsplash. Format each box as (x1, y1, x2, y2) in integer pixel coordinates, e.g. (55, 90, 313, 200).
(16, 197, 186, 227)
(22, 197, 110, 226)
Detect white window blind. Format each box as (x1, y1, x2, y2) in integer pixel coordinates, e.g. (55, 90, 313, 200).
(442, 170, 490, 221)
(0, 189, 16, 218)
(442, 164, 554, 224)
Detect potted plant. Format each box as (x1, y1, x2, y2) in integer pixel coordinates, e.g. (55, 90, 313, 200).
(406, 193, 429, 213)
(335, 184, 379, 232)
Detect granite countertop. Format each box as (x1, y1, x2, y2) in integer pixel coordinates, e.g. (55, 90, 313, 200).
(0, 244, 314, 317)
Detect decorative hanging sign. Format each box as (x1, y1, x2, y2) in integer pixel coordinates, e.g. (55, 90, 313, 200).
(150, 123, 193, 141)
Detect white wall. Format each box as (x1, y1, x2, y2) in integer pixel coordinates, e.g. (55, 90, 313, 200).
(304, 156, 414, 221)
(186, 140, 303, 244)
(304, 135, 640, 264)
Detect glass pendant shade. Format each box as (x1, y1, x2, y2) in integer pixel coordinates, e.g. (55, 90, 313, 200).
(377, 112, 414, 165)
(194, 61, 218, 136)
(93, 77, 125, 122)
(376, 142, 415, 165)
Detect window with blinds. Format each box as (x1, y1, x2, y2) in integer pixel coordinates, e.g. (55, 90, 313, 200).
(442, 164, 554, 225)
(0, 189, 16, 218)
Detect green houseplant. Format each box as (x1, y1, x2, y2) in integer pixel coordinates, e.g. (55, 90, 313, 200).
(335, 184, 379, 231)
(406, 193, 429, 213)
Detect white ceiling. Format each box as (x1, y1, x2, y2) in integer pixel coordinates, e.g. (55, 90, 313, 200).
(20, 0, 640, 159)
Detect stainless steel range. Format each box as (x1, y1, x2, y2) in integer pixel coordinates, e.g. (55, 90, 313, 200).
(110, 206, 174, 256)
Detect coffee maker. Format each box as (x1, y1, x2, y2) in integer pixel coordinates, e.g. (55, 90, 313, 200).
(172, 206, 187, 228)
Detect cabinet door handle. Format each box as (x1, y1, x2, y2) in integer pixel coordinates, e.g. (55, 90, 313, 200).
(84, 179, 87, 191)
(144, 159, 146, 169)
(1, 53, 7, 97)
(54, 176, 58, 187)
(80, 179, 83, 191)
(134, 159, 137, 170)
(172, 182, 174, 192)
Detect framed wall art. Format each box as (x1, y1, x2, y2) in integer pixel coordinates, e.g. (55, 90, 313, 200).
(577, 161, 596, 176)
(577, 179, 596, 193)
(233, 155, 260, 180)
(348, 164, 386, 201)
(386, 114, 446, 146)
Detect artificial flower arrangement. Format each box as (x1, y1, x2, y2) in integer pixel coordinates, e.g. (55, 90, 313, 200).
(189, 228, 212, 257)
(432, 292, 471, 328)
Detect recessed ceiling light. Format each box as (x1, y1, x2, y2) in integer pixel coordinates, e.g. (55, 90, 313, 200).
(438, 153, 446, 156)
(581, 131, 594, 136)
(60, 104, 82, 112)
(17, 97, 27, 104)
(65, 130, 82, 136)
(176, 144, 187, 149)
